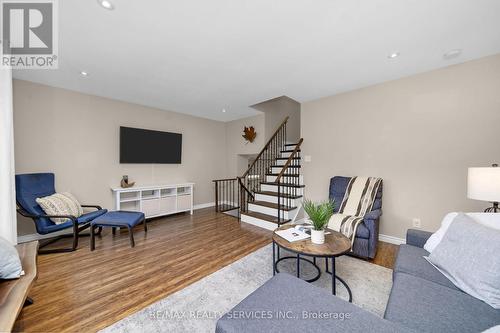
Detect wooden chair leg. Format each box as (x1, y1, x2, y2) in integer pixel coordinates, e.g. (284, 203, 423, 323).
(94, 226, 103, 236)
(128, 227, 135, 247)
(112, 227, 116, 235)
(90, 225, 96, 251)
(143, 218, 147, 232)
(72, 224, 79, 250)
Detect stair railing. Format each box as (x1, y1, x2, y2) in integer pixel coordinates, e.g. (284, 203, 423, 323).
(239, 116, 289, 200)
(212, 178, 239, 213)
(237, 177, 254, 213)
(276, 138, 303, 225)
(213, 116, 290, 220)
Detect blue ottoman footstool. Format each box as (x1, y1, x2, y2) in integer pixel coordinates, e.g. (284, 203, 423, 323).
(90, 211, 146, 250)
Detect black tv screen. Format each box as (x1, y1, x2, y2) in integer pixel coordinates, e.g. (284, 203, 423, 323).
(120, 127, 182, 164)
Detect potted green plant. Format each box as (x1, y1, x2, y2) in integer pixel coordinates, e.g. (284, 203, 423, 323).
(303, 199, 335, 244)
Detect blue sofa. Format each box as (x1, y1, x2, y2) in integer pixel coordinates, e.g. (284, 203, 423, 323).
(329, 176, 383, 259)
(216, 229, 500, 332)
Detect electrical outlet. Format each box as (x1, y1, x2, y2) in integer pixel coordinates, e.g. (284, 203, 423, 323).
(412, 218, 422, 228)
(304, 155, 312, 162)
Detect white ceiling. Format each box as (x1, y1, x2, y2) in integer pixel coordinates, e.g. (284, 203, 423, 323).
(13, 0, 500, 121)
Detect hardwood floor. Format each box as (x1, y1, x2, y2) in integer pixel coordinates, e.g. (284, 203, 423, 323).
(370, 240, 399, 269)
(14, 208, 398, 332)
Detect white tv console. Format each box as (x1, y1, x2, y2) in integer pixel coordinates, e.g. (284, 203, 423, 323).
(111, 183, 194, 219)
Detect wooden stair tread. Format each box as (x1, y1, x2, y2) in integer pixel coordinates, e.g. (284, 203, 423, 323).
(254, 191, 303, 199)
(250, 201, 297, 211)
(266, 173, 300, 177)
(284, 143, 300, 146)
(241, 211, 291, 224)
(260, 181, 305, 188)
(276, 157, 300, 160)
(270, 165, 301, 168)
(281, 149, 301, 153)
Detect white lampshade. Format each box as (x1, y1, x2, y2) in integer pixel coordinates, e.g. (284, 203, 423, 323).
(468, 167, 500, 203)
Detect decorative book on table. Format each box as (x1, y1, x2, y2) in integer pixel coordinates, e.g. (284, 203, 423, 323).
(275, 226, 310, 242)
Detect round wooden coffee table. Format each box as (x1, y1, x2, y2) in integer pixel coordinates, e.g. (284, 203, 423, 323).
(272, 224, 353, 301)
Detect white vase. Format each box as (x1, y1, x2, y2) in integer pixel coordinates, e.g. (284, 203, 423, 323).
(311, 229, 325, 244)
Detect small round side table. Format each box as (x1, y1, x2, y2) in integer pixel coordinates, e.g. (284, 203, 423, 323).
(272, 225, 353, 302)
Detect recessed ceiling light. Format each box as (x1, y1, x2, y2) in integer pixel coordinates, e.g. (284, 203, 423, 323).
(388, 52, 400, 59)
(80, 71, 88, 77)
(222, 109, 226, 113)
(98, 0, 114, 10)
(443, 49, 462, 60)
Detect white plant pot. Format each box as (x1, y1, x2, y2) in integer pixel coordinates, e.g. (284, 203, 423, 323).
(311, 229, 325, 245)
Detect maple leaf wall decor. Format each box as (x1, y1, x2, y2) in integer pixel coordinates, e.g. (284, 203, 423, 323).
(242, 126, 257, 143)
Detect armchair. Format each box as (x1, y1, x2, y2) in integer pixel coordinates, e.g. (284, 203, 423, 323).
(15, 173, 107, 254)
(329, 176, 383, 259)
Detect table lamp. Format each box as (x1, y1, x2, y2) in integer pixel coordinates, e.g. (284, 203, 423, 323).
(467, 164, 500, 212)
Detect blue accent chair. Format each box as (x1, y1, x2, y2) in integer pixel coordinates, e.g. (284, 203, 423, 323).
(329, 176, 383, 259)
(15, 173, 108, 254)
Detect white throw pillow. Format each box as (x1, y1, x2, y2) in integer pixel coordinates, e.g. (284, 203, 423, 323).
(61, 192, 84, 216)
(426, 213, 500, 309)
(0, 236, 23, 279)
(424, 212, 500, 253)
(36, 192, 83, 224)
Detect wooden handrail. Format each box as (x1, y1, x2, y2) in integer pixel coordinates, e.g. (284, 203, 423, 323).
(213, 178, 238, 182)
(275, 138, 303, 182)
(241, 116, 289, 178)
(237, 177, 254, 199)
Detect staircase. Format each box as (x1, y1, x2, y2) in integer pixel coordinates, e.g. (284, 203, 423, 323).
(213, 117, 304, 231)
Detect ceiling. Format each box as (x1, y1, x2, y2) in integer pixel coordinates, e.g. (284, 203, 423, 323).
(13, 0, 500, 121)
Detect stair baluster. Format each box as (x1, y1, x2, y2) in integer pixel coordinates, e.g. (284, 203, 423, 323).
(275, 138, 303, 226)
(213, 116, 304, 228)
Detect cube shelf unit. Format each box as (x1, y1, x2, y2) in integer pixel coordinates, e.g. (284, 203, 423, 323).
(112, 183, 194, 219)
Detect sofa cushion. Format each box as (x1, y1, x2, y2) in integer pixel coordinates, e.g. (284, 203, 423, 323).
(424, 212, 500, 253)
(385, 272, 500, 333)
(393, 244, 458, 291)
(90, 211, 144, 228)
(426, 213, 500, 309)
(406, 229, 433, 248)
(35, 209, 107, 235)
(216, 273, 414, 333)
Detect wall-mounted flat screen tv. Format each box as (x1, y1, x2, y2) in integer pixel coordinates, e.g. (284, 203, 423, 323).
(120, 126, 182, 164)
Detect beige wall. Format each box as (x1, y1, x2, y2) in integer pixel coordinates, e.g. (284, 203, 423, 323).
(301, 54, 500, 239)
(225, 114, 265, 177)
(224, 96, 302, 178)
(14, 80, 227, 236)
(251, 96, 301, 142)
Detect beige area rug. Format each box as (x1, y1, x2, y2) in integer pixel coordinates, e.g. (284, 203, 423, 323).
(100, 244, 393, 333)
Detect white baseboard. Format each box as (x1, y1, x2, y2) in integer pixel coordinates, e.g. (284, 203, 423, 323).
(379, 234, 406, 245)
(193, 202, 215, 210)
(18, 229, 73, 244)
(293, 219, 406, 245)
(17, 202, 216, 244)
